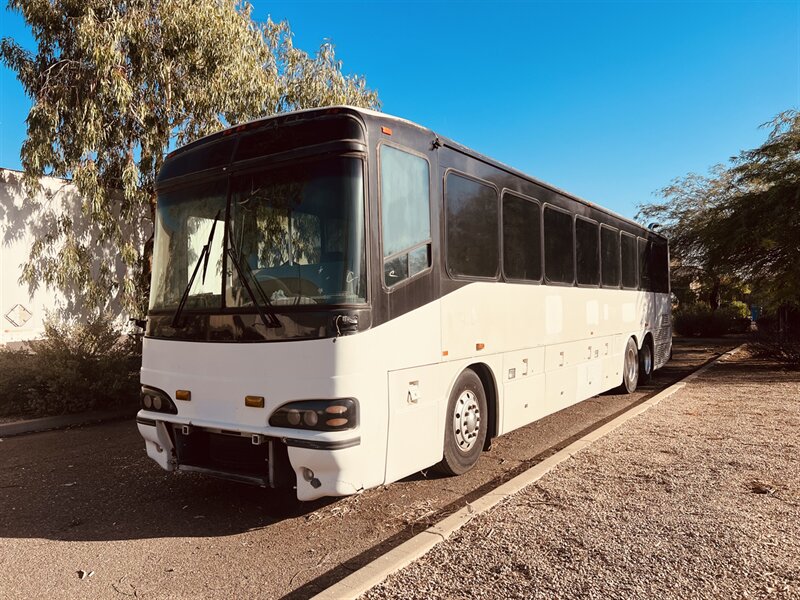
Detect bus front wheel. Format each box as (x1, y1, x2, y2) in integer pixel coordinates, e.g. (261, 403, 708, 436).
(434, 368, 488, 476)
(618, 337, 639, 394)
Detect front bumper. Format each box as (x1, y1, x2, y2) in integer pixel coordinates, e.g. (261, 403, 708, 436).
(136, 413, 363, 501)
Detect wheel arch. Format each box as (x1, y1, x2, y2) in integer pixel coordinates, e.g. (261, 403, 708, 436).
(465, 362, 498, 450)
(643, 330, 654, 351)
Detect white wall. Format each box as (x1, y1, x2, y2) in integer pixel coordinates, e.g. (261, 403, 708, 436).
(0, 168, 129, 345)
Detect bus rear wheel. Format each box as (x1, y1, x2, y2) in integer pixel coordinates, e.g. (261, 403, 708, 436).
(433, 368, 488, 476)
(639, 339, 654, 384)
(618, 337, 639, 394)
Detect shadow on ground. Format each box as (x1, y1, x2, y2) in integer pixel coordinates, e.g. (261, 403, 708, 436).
(0, 337, 743, 586)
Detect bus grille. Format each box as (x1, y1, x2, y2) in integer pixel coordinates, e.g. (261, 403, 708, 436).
(654, 312, 672, 368)
(173, 429, 269, 476)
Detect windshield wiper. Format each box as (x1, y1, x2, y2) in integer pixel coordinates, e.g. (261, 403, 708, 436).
(225, 244, 282, 329)
(172, 210, 221, 328)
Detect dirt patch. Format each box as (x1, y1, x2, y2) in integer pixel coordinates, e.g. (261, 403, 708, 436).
(365, 350, 800, 599)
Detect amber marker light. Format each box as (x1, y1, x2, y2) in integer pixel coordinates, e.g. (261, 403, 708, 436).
(381, 126, 393, 135)
(175, 390, 191, 401)
(476, 343, 485, 351)
(442, 350, 449, 356)
(245, 395, 265, 408)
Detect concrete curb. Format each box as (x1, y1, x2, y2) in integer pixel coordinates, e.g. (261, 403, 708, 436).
(0, 407, 138, 438)
(312, 344, 747, 600)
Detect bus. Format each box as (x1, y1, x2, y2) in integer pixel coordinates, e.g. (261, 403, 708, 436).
(136, 106, 671, 501)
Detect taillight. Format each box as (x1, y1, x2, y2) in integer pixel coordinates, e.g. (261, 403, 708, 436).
(269, 399, 358, 431)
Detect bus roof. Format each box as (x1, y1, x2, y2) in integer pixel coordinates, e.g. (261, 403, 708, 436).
(167, 105, 664, 239)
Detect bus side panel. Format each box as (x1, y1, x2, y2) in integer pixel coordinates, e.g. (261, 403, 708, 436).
(501, 347, 545, 433)
(385, 363, 445, 483)
(356, 298, 444, 485)
(653, 293, 673, 369)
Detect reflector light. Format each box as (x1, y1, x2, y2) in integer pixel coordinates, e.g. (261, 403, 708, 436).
(381, 126, 393, 135)
(175, 390, 191, 401)
(245, 395, 265, 408)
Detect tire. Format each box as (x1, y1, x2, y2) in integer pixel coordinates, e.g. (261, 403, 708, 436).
(433, 368, 488, 476)
(639, 339, 654, 384)
(617, 337, 639, 394)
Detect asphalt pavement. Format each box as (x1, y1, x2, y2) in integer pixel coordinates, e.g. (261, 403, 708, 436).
(0, 339, 733, 599)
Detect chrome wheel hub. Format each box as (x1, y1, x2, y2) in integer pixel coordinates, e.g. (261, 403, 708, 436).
(453, 390, 481, 452)
(626, 344, 638, 384)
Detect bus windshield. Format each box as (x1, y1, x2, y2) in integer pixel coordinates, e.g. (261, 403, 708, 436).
(149, 156, 367, 313)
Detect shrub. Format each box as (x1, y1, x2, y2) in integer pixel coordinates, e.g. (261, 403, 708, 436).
(673, 303, 751, 337)
(0, 348, 38, 417)
(0, 316, 140, 418)
(717, 303, 752, 334)
(725, 300, 751, 319)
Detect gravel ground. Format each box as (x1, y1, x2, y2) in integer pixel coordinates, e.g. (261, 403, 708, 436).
(364, 350, 800, 600)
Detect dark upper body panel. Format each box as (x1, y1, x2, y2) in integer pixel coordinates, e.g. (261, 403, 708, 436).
(148, 106, 667, 342)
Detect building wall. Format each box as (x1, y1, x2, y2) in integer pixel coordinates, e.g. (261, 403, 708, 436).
(0, 168, 129, 345)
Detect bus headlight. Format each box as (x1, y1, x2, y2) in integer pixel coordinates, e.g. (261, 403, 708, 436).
(269, 398, 358, 431)
(140, 386, 178, 415)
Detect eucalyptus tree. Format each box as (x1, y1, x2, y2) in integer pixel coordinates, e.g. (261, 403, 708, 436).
(638, 110, 800, 314)
(1, 0, 379, 316)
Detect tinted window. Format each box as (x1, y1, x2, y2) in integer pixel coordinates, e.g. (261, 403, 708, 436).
(638, 237, 652, 290)
(502, 193, 541, 281)
(380, 146, 431, 286)
(381, 146, 430, 256)
(601, 225, 620, 287)
(651, 239, 670, 293)
(543, 206, 574, 283)
(234, 117, 364, 162)
(575, 218, 600, 285)
(159, 138, 236, 182)
(446, 173, 498, 278)
(621, 233, 638, 288)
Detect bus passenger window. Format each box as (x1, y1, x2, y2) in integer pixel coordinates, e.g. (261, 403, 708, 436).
(638, 237, 652, 291)
(380, 145, 431, 286)
(601, 225, 620, 287)
(446, 173, 499, 278)
(651, 239, 670, 293)
(575, 217, 600, 285)
(543, 206, 574, 284)
(621, 232, 638, 289)
(502, 193, 541, 281)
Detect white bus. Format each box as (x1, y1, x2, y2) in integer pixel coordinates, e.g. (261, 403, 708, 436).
(137, 107, 671, 501)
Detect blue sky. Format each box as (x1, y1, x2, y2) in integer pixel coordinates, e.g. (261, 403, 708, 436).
(1, 1, 798, 219)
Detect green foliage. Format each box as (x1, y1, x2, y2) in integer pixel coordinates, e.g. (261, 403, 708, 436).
(725, 300, 751, 320)
(673, 303, 750, 337)
(1, 1, 380, 316)
(638, 110, 800, 314)
(0, 315, 140, 418)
